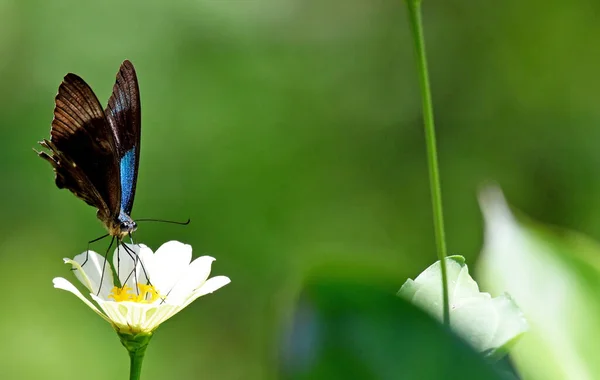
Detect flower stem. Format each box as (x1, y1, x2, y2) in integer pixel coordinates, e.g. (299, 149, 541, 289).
(118, 332, 153, 380)
(405, 0, 450, 326)
(128, 345, 146, 380)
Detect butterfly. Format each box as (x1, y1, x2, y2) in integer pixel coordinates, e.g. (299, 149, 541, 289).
(37, 60, 141, 243)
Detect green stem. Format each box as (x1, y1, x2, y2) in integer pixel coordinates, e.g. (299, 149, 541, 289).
(118, 332, 153, 380)
(405, 0, 450, 326)
(128, 345, 146, 380)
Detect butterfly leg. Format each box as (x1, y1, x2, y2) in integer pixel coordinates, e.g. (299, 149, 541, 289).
(124, 233, 135, 281)
(118, 241, 153, 297)
(73, 233, 110, 271)
(96, 236, 116, 296)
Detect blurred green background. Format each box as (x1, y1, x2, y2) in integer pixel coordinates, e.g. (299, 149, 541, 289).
(1, 0, 598, 378)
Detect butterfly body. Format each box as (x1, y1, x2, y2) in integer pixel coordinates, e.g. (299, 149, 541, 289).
(38, 61, 141, 239)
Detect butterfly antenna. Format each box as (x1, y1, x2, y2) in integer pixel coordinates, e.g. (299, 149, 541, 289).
(135, 218, 191, 225)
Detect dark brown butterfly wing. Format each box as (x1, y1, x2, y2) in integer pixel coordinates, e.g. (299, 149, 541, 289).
(38, 73, 121, 223)
(105, 60, 141, 215)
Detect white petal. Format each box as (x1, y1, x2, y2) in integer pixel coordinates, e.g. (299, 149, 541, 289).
(68, 251, 114, 300)
(92, 296, 127, 327)
(181, 276, 231, 309)
(53, 278, 111, 324)
(113, 243, 150, 290)
(92, 298, 174, 333)
(166, 256, 215, 304)
(147, 241, 192, 294)
(144, 304, 180, 329)
(451, 295, 498, 351)
(94, 297, 137, 332)
(153, 277, 230, 326)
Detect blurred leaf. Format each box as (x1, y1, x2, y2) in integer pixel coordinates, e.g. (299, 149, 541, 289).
(280, 278, 511, 380)
(477, 186, 600, 379)
(399, 256, 527, 358)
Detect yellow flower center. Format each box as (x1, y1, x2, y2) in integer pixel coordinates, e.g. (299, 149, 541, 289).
(109, 284, 162, 303)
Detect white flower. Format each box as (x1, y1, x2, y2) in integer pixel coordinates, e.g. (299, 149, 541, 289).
(399, 255, 528, 357)
(53, 240, 231, 334)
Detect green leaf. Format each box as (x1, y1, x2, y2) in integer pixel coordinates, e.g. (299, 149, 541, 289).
(281, 278, 509, 380)
(399, 255, 527, 358)
(477, 186, 600, 379)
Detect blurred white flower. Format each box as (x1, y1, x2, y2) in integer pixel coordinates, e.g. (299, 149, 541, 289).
(399, 255, 528, 358)
(477, 186, 599, 378)
(53, 240, 230, 334)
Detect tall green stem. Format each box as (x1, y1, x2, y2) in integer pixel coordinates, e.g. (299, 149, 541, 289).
(128, 345, 146, 380)
(405, 0, 450, 326)
(119, 332, 153, 380)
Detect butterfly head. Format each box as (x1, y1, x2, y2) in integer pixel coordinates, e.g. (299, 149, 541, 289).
(109, 211, 138, 239)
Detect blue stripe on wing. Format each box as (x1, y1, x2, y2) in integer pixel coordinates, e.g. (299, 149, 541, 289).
(120, 147, 137, 213)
